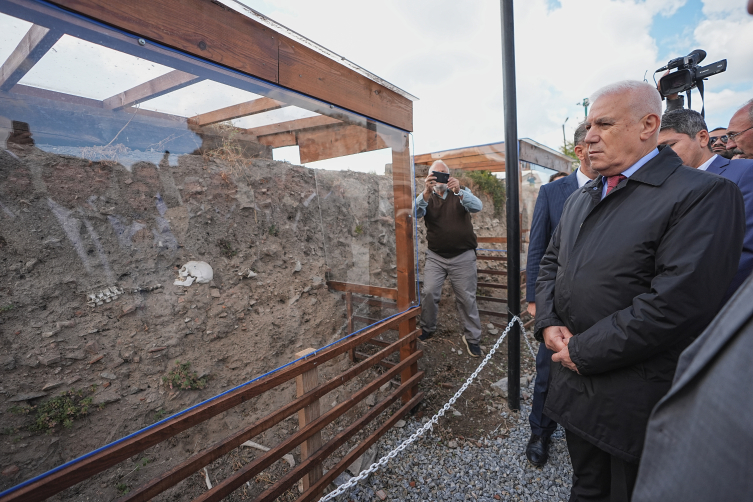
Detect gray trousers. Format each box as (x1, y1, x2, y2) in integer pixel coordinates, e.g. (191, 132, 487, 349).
(420, 249, 482, 344)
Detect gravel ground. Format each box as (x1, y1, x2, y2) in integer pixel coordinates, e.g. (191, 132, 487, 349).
(334, 404, 573, 501)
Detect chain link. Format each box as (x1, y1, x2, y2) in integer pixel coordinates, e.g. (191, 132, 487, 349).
(318, 316, 526, 502)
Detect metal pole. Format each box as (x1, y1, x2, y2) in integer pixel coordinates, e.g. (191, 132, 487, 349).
(500, 0, 521, 411)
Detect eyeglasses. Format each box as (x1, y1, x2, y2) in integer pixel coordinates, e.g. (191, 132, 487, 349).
(727, 125, 753, 143)
(709, 135, 726, 145)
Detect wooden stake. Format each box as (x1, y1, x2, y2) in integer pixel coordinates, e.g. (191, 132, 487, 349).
(295, 348, 322, 494)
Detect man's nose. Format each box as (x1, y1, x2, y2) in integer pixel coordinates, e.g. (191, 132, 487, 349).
(726, 138, 736, 150)
(584, 129, 597, 144)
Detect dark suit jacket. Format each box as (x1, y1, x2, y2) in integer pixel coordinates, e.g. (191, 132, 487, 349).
(707, 155, 753, 299)
(632, 273, 753, 501)
(525, 170, 579, 302)
(533, 147, 745, 462)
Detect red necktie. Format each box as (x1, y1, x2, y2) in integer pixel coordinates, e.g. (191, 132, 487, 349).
(606, 174, 626, 195)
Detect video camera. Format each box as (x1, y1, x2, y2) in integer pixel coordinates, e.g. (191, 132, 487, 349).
(656, 49, 726, 98)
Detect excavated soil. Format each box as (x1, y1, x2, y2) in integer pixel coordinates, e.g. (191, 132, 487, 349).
(0, 140, 532, 500)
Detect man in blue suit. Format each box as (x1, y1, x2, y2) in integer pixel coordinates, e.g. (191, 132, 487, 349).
(659, 108, 753, 300)
(524, 123, 598, 466)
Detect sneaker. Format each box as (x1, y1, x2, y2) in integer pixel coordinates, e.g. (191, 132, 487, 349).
(418, 329, 434, 341)
(462, 335, 482, 357)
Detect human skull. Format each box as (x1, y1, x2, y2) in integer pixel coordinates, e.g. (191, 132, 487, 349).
(174, 261, 213, 286)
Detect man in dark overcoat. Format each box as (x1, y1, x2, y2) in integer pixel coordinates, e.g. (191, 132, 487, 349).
(533, 80, 745, 501)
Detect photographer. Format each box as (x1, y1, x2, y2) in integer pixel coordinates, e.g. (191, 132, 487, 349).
(659, 108, 753, 299)
(415, 160, 484, 357)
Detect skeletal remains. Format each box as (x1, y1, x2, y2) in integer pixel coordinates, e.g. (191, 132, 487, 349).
(86, 286, 125, 307)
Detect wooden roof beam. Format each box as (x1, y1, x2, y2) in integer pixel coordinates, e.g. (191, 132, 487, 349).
(246, 115, 340, 137)
(102, 69, 202, 110)
(48, 0, 413, 131)
(188, 97, 288, 127)
(0, 24, 62, 91)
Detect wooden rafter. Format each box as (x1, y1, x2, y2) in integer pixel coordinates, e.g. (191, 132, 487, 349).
(102, 69, 202, 110)
(298, 123, 388, 163)
(245, 115, 339, 138)
(47, 0, 414, 131)
(0, 24, 62, 91)
(188, 97, 288, 126)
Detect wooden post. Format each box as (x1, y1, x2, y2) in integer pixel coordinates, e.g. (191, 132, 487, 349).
(346, 292, 356, 362)
(392, 132, 418, 403)
(295, 348, 322, 494)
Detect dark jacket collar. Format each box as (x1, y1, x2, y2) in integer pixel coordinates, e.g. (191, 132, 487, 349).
(623, 145, 682, 187)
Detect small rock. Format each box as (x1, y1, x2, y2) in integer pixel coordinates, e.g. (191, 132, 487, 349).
(452, 409, 462, 416)
(364, 394, 376, 407)
(92, 389, 120, 405)
(379, 382, 391, 393)
(31, 321, 44, 328)
(348, 445, 378, 476)
(288, 294, 300, 305)
(491, 377, 508, 398)
(64, 351, 86, 361)
(119, 304, 136, 317)
(65, 375, 81, 385)
(311, 276, 323, 286)
(43, 238, 62, 247)
(0, 355, 16, 371)
(85, 341, 100, 354)
(394, 420, 406, 428)
(487, 323, 495, 330)
(41, 329, 60, 338)
(42, 382, 64, 391)
(494, 495, 501, 500)
(2, 465, 19, 477)
(409, 480, 416, 487)
(25, 259, 38, 272)
(88, 354, 104, 365)
(210, 288, 221, 298)
(38, 354, 61, 366)
(448, 440, 458, 448)
(293, 261, 302, 272)
(489, 329, 499, 335)
(440, 382, 454, 389)
(56, 320, 76, 329)
(9, 392, 47, 402)
(100, 372, 117, 380)
(218, 312, 227, 318)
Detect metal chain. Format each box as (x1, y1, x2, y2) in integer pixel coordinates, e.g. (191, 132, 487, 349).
(521, 325, 537, 359)
(318, 316, 526, 502)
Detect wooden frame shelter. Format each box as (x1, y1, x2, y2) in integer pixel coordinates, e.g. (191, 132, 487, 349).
(0, 1, 420, 501)
(413, 138, 573, 175)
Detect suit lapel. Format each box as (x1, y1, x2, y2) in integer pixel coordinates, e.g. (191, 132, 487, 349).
(560, 171, 579, 200)
(706, 155, 730, 176)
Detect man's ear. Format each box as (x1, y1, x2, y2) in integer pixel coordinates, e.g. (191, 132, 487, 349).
(640, 113, 661, 140)
(697, 129, 710, 149)
(573, 144, 586, 162)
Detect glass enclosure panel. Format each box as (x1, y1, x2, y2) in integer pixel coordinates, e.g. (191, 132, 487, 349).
(0, 1, 414, 494)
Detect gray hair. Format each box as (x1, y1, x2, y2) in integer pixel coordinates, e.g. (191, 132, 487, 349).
(429, 160, 449, 172)
(590, 80, 662, 119)
(573, 122, 587, 146)
(660, 109, 708, 138)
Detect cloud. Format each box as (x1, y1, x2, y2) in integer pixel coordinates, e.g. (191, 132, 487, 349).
(238, 0, 752, 154)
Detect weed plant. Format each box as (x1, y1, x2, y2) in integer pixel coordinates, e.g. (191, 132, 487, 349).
(9, 386, 97, 433)
(163, 361, 209, 390)
(465, 170, 506, 216)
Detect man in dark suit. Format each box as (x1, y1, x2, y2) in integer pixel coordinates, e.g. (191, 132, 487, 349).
(535, 80, 744, 501)
(524, 122, 597, 467)
(659, 108, 753, 299)
(632, 273, 753, 501)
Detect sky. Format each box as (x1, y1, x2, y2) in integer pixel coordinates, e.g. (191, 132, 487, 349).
(236, 0, 753, 157)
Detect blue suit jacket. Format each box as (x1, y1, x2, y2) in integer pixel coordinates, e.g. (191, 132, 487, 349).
(707, 155, 753, 299)
(526, 170, 580, 302)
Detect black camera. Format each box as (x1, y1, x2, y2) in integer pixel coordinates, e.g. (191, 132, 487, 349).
(431, 171, 450, 184)
(656, 49, 726, 98)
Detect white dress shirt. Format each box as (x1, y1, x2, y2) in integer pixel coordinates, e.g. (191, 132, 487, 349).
(697, 154, 718, 172)
(576, 167, 592, 188)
